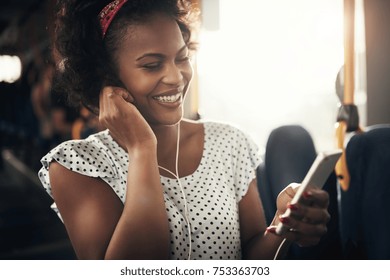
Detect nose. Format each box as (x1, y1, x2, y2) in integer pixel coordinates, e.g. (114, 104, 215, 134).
(162, 62, 183, 85)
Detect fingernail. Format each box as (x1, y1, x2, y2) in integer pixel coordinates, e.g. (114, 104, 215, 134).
(303, 191, 312, 198)
(279, 216, 290, 224)
(266, 226, 276, 233)
(126, 93, 134, 102)
(288, 203, 299, 211)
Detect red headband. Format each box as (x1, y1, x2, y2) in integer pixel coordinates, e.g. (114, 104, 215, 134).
(98, 0, 128, 38)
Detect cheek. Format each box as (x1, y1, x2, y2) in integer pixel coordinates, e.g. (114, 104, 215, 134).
(123, 72, 159, 99)
(183, 62, 194, 85)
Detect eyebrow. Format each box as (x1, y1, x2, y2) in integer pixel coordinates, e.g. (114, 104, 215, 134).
(136, 45, 188, 61)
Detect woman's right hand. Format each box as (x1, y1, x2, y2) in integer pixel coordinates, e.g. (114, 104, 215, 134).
(99, 86, 157, 153)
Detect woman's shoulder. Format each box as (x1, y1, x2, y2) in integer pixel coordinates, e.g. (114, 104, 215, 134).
(181, 119, 244, 143)
(39, 129, 119, 178)
(184, 118, 246, 133)
(201, 119, 261, 159)
(42, 130, 107, 158)
(199, 120, 252, 141)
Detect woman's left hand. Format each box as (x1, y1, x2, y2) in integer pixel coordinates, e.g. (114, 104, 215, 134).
(268, 183, 331, 247)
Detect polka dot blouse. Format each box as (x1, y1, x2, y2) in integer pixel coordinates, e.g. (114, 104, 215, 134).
(38, 121, 262, 260)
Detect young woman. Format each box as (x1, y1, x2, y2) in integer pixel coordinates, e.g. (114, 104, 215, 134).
(39, 0, 330, 260)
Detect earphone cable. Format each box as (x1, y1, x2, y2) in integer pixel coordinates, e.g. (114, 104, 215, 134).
(158, 123, 192, 260)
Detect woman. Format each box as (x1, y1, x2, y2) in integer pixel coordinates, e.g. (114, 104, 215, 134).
(39, 0, 330, 260)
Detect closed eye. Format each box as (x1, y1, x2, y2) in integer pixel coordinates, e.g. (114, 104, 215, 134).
(142, 61, 163, 71)
(176, 56, 190, 63)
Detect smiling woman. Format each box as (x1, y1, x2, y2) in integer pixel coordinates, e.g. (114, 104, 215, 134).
(37, 0, 332, 260)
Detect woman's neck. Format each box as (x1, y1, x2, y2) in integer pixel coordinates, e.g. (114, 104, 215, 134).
(151, 121, 182, 172)
(152, 119, 204, 178)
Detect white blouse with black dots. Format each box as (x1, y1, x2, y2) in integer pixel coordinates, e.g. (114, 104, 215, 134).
(38, 121, 262, 260)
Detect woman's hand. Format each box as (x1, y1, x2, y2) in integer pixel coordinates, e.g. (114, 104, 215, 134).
(268, 183, 331, 247)
(99, 86, 157, 153)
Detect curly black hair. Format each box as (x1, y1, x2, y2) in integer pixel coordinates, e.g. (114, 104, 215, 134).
(53, 0, 198, 114)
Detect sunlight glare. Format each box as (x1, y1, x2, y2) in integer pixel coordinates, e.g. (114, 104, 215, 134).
(197, 0, 345, 150)
(0, 55, 22, 83)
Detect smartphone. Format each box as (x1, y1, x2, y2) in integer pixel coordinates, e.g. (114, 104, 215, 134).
(275, 149, 343, 235)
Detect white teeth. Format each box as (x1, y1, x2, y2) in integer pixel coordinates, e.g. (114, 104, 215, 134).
(153, 93, 181, 103)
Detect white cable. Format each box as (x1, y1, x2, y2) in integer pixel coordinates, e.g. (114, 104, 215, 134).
(273, 237, 293, 260)
(158, 123, 192, 260)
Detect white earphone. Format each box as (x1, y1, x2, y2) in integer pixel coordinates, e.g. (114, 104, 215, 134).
(158, 123, 192, 260)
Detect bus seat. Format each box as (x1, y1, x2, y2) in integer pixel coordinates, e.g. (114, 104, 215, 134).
(257, 125, 317, 224)
(339, 124, 390, 259)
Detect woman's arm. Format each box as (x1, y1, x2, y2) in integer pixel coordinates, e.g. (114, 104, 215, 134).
(239, 179, 285, 259)
(49, 146, 170, 260)
(49, 87, 171, 259)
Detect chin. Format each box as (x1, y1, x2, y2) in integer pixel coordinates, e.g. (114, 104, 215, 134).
(148, 112, 183, 127)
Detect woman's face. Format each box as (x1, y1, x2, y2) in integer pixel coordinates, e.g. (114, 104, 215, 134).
(114, 13, 193, 126)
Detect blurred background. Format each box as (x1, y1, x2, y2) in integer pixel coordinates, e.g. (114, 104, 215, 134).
(0, 0, 389, 259)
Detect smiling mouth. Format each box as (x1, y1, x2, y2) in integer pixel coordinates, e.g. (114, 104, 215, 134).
(152, 93, 182, 103)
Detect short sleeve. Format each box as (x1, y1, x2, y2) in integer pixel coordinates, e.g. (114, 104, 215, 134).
(231, 127, 262, 201)
(38, 139, 119, 198)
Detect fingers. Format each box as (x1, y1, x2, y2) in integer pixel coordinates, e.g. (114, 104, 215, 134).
(99, 86, 135, 125)
(267, 218, 327, 247)
(100, 86, 134, 111)
(300, 188, 330, 208)
(284, 183, 300, 198)
(271, 186, 331, 247)
(276, 183, 300, 214)
(110, 87, 134, 103)
(289, 188, 330, 231)
(278, 208, 329, 233)
(98, 86, 156, 151)
(267, 224, 324, 247)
